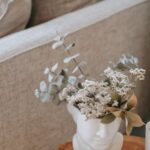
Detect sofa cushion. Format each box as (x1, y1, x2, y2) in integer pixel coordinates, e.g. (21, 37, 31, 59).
(29, 0, 98, 26)
(0, 0, 31, 38)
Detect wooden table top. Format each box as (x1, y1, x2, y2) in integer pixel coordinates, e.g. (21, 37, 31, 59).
(58, 136, 145, 150)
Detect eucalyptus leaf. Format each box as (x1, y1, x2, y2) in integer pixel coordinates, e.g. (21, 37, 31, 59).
(56, 75, 64, 87)
(44, 67, 50, 74)
(52, 40, 64, 50)
(51, 63, 58, 72)
(72, 61, 86, 73)
(40, 81, 47, 92)
(63, 33, 69, 38)
(65, 43, 75, 52)
(118, 55, 138, 69)
(68, 76, 77, 85)
(52, 94, 60, 105)
(49, 84, 58, 96)
(48, 73, 54, 82)
(63, 53, 80, 63)
(72, 66, 79, 74)
(54, 36, 61, 42)
(40, 92, 50, 102)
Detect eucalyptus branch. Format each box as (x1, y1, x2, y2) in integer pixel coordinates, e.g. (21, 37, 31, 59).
(34, 32, 145, 135)
(62, 42, 86, 78)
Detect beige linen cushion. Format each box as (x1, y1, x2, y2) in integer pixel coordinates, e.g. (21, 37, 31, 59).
(29, 0, 98, 26)
(0, 0, 31, 38)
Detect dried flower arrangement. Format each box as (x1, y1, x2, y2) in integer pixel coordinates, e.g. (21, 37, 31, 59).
(35, 34, 145, 135)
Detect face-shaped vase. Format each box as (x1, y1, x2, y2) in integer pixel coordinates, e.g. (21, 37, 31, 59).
(67, 103, 121, 150)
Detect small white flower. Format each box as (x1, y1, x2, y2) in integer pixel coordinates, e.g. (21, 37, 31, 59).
(129, 68, 146, 80)
(59, 85, 77, 101)
(112, 100, 119, 107)
(96, 91, 111, 105)
(104, 67, 132, 96)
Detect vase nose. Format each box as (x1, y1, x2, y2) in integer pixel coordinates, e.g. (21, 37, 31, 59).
(96, 124, 108, 138)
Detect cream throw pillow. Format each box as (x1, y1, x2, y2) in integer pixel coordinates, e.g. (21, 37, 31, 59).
(0, 0, 31, 38)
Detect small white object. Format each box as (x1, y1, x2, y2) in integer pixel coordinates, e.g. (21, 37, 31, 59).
(51, 63, 58, 72)
(72, 66, 79, 74)
(44, 67, 49, 74)
(40, 81, 47, 92)
(146, 121, 150, 150)
(64, 53, 80, 63)
(112, 100, 119, 107)
(53, 36, 61, 42)
(52, 40, 64, 49)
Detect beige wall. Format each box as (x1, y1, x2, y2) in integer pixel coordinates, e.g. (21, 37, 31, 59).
(0, 1, 150, 150)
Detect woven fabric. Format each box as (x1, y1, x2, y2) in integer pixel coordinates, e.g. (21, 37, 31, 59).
(29, 0, 98, 26)
(0, 0, 31, 38)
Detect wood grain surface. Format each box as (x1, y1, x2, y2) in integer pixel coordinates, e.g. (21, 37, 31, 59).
(58, 136, 145, 150)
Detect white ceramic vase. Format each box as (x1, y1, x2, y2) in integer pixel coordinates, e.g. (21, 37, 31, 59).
(67, 103, 123, 150)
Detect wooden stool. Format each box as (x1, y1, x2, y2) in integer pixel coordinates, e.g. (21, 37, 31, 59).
(58, 136, 145, 150)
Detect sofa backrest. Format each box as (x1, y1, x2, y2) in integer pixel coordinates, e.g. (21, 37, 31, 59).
(28, 0, 98, 26)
